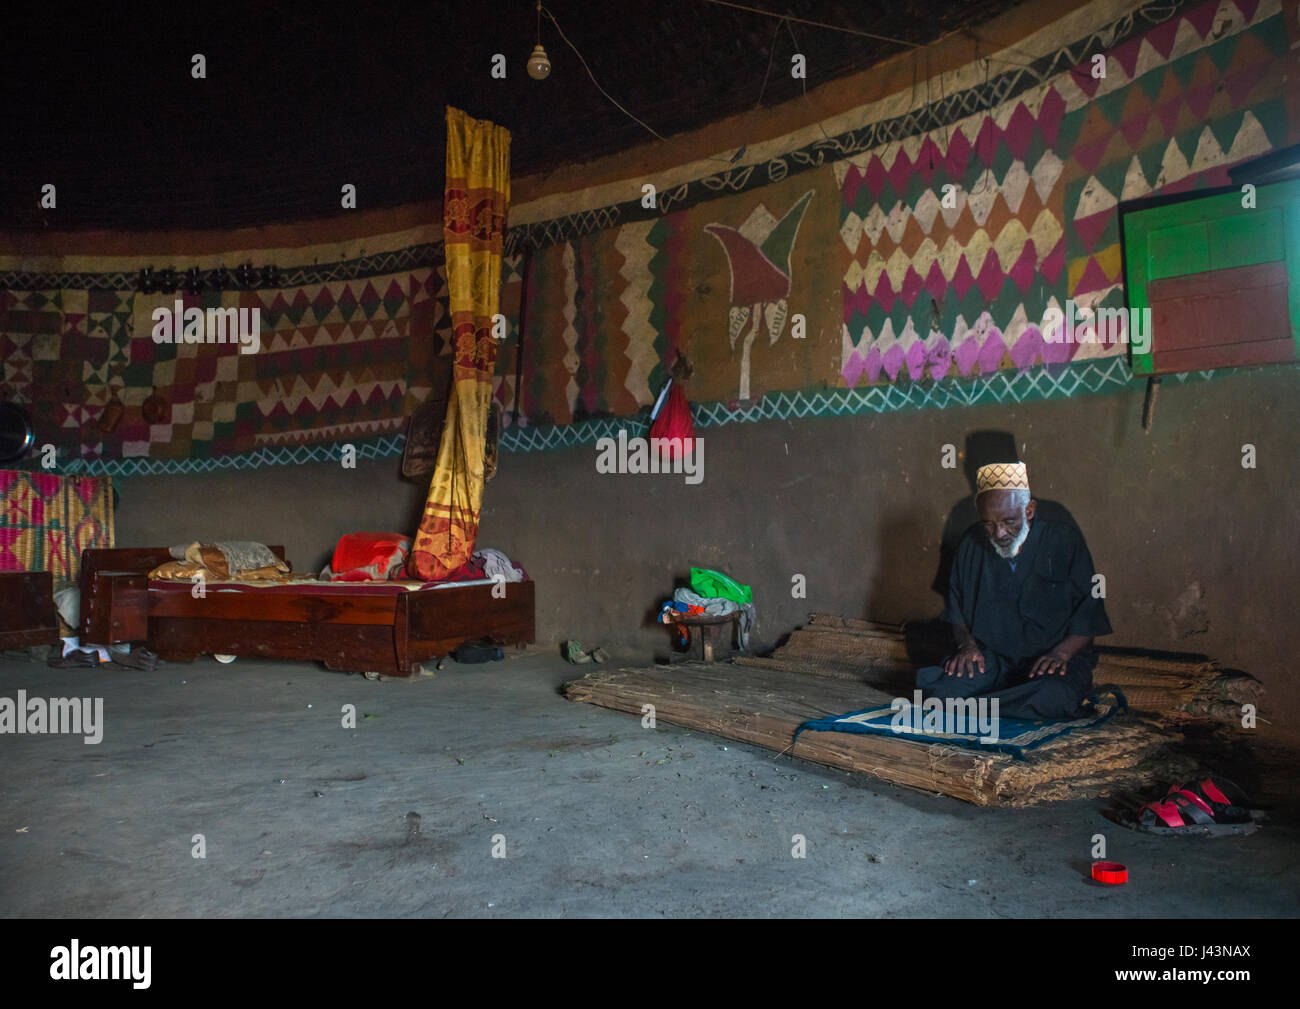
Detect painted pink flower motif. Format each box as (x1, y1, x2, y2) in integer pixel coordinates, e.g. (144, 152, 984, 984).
(925, 334, 953, 381)
(864, 348, 885, 385)
(953, 333, 982, 375)
(976, 330, 1008, 373)
(1009, 326, 1044, 370)
(842, 350, 867, 389)
(881, 343, 906, 382)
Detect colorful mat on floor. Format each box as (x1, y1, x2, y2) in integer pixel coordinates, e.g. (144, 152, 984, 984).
(795, 690, 1126, 759)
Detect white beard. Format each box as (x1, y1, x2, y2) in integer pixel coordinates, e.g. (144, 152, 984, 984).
(992, 518, 1031, 559)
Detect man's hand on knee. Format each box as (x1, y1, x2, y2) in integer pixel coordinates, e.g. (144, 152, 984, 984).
(1029, 649, 1069, 678)
(944, 644, 985, 678)
(1029, 635, 1091, 678)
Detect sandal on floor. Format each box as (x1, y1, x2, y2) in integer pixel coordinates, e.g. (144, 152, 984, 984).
(111, 647, 162, 671)
(1167, 773, 1255, 822)
(47, 649, 100, 669)
(590, 647, 609, 663)
(1133, 774, 1259, 837)
(564, 640, 593, 664)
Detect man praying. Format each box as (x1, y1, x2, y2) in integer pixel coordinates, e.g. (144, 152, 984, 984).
(915, 461, 1112, 721)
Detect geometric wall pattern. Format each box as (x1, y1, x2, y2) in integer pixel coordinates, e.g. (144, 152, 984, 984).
(1, 247, 451, 467)
(1064, 3, 1287, 313)
(839, 0, 1287, 389)
(837, 104, 1069, 386)
(57, 356, 1241, 474)
(498, 0, 1290, 427)
(3, 0, 1292, 474)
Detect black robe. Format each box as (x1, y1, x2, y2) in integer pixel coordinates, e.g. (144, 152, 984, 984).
(945, 516, 1112, 668)
(915, 517, 1112, 720)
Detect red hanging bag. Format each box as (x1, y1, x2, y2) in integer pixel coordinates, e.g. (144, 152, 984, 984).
(649, 381, 694, 459)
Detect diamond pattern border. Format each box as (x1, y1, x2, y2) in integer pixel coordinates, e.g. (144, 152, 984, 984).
(54, 360, 1236, 473)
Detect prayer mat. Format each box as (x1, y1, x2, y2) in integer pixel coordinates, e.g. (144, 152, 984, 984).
(794, 690, 1126, 759)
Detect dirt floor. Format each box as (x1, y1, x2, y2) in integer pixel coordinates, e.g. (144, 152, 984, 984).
(1, 648, 1296, 918)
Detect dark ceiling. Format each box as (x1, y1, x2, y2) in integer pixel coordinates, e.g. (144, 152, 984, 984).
(2, 0, 1022, 233)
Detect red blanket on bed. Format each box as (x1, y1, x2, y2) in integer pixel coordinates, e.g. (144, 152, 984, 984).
(331, 532, 410, 581)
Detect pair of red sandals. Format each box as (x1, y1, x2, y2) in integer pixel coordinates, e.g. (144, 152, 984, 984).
(1133, 774, 1260, 837)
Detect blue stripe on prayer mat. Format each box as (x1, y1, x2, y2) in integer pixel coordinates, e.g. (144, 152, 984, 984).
(794, 692, 1126, 759)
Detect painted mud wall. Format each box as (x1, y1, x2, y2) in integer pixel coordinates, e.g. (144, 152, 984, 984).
(4, 0, 1291, 469)
(498, 0, 1292, 430)
(6, 0, 1300, 718)
(111, 362, 1300, 721)
(0, 225, 453, 466)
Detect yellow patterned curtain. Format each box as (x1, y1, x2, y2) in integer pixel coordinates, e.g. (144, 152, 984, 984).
(408, 107, 511, 580)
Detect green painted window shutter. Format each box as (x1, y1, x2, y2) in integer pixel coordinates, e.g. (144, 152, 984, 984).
(1122, 177, 1300, 375)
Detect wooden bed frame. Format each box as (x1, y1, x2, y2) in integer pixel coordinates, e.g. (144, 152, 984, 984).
(79, 546, 535, 678)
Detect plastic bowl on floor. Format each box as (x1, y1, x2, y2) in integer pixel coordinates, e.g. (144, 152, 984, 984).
(1091, 860, 1128, 884)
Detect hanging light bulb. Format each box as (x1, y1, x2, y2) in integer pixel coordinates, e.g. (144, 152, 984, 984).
(526, 43, 551, 79)
(526, 2, 549, 79)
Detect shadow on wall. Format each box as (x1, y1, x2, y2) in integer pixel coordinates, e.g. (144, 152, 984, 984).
(866, 506, 930, 625)
(929, 429, 1078, 599)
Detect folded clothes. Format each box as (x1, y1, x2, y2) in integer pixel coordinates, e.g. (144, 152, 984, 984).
(438, 555, 488, 582)
(673, 587, 735, 615)
(429, 548, 527, 585)
(209, 541, 283, 574)
(475, 547, 525, 583)
(671, 587, 757, 650)
(157, 541, 291, 582)
(150, 558, 293, 583)
(187, 541, 285, 576)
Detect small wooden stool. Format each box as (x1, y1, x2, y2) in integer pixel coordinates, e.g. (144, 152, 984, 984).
(667, 611, 740, 662)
